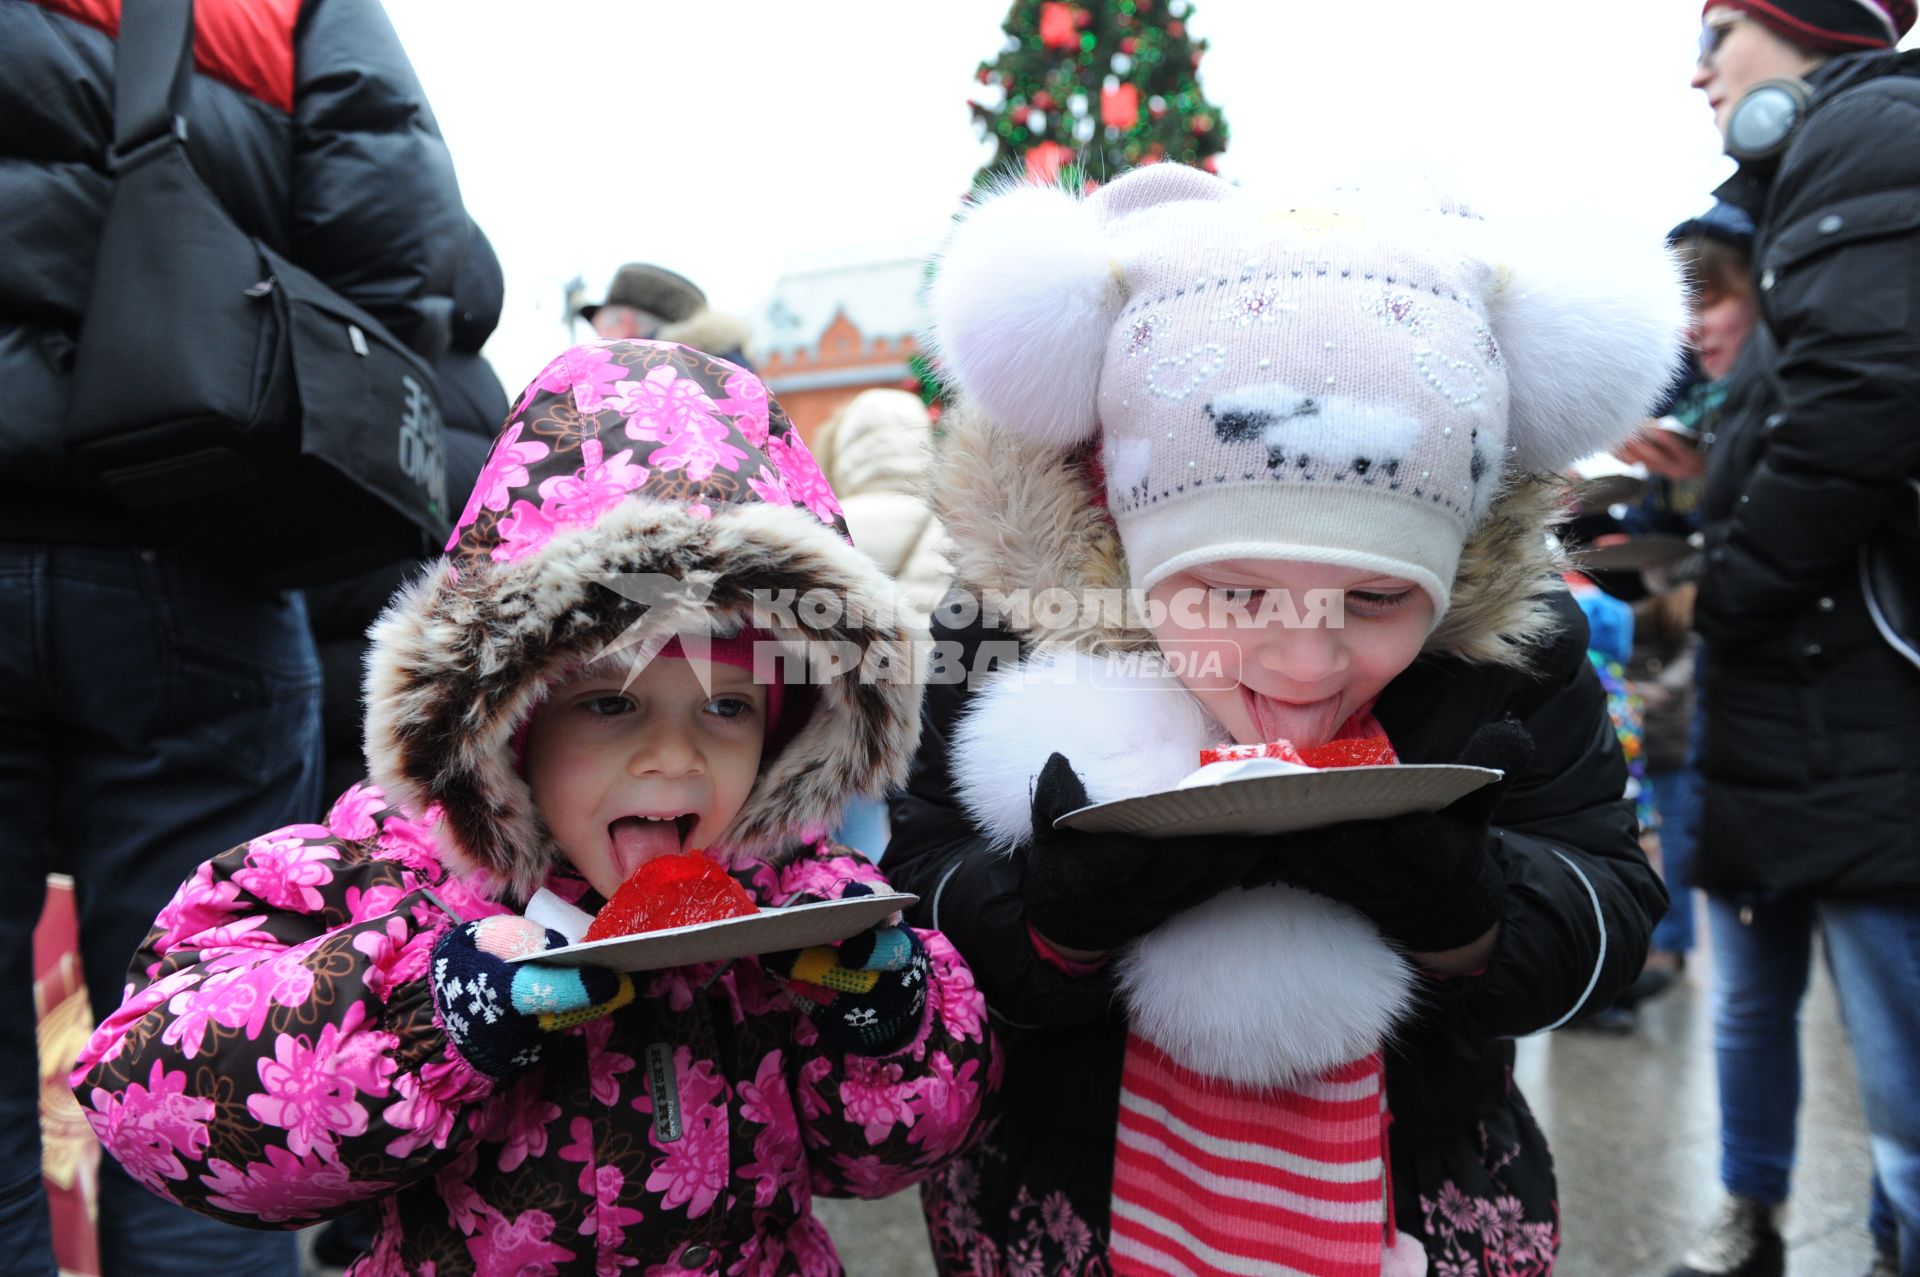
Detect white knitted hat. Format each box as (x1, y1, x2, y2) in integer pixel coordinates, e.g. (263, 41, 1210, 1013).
(926, 165, 1687, 616)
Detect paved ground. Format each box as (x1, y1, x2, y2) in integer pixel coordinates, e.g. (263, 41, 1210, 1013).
(809, 936, 1881, 1277)
(301, 915, 1880, 1276)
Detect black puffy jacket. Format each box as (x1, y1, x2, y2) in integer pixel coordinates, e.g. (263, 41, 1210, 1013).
(304, 218, 505, 800)
(1693, 50, 1920, 902)
(0, 0, 468, 542)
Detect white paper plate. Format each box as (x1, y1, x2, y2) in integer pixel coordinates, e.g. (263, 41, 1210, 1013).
(1570, 471, 1647, 511)
(509, 891, 919, 973)
(1055, 764, 1501, 838)
(1574, 533, 1696, 571)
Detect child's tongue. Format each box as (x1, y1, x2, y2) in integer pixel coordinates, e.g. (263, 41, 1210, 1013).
(609, 818, 683, 881)
(1242, 687, 1343, 751)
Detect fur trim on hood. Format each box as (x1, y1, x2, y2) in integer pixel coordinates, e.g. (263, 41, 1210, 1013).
(931, 398, 1570, 667)
(363, 340, 918, 901)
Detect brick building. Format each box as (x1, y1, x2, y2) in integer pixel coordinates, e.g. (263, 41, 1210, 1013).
(752, 248, 931, 440)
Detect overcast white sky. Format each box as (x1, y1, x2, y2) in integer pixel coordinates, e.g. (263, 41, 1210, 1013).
(382, 0, 1755, 387)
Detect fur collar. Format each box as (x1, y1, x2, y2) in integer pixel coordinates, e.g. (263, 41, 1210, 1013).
(931, 399, 1571, 666)
(950, 646, 1415, 1087)
(658, 310, 754, 362)
(363, 498, 919, 901)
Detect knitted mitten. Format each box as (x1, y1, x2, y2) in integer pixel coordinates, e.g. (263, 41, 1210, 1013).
(762, 883, 930, 1056)
(431, 915, 635, 1078)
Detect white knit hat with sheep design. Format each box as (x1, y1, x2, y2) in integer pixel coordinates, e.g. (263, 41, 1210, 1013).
(925, 165, 1686, 616)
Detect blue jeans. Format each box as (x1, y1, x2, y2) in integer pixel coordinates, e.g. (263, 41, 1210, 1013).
(0, 544, 317, 1277)
(1647, 765, 1701, 954)
(1708, 893, 1920, 1272)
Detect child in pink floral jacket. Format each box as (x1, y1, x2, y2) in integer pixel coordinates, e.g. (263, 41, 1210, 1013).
(72, 340, 997, 1276)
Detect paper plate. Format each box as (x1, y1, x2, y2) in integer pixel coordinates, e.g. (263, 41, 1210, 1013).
(1569, 455, 1648, 511)
(1055, 764, 1501, 838)
(1573, 533, 1696, 571)
(1570, 471, 1647, 511)
(511, 890, 918, 973)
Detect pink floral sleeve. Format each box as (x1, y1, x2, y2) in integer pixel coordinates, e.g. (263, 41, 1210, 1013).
(70, 784, 504, 1227)
(751, 847, 1001, 1199)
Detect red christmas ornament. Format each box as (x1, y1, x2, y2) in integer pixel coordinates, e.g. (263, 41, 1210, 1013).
(1121, 36, 1139, 52)
(1033, 90, 1056, 110)
(1038, 1, 1081, 49)
(1024, 140, 1074, 182)
(1100, 81, 1140, 130)
(1201, 155, 1220, 173)
(1169, 19, 1185, 36)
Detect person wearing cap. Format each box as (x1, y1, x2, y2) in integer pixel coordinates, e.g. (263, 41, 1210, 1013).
(579, 262, 755, 368)
(1677, 3, 1920, 1276)
(887, 165, 1682, 1275)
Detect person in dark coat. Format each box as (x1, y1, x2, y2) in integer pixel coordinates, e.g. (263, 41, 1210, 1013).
(888, 164, 1679, 1275)
(305, 218, 507, 802)
(0, 2, 468, 1273)
(300, 218, 506, 1271)
(1670, 3, 1920, 1276)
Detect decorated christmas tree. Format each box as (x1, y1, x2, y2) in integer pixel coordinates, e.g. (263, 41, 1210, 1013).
(911, 0, 1230, 409)
(968, 0, 1229, 189)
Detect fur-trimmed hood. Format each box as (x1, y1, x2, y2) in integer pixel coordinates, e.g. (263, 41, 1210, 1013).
(364, 340, 918, 901)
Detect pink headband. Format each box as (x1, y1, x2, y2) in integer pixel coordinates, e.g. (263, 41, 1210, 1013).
(510, 628, 789, 771)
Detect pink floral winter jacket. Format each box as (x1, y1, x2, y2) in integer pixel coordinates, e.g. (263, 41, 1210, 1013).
(74, 787, 994, 1274)
(72, 340, 998, 1275)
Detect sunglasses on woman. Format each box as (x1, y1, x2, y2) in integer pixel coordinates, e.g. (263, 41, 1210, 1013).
(1698, 15, 1743, 65)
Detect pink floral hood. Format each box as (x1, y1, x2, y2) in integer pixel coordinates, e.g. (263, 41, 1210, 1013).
(362, 341, 921, 900)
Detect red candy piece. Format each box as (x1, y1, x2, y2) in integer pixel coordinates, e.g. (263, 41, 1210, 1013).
(583, 853, 758, 941)
(1199, 740, 1307, 767)
(1298, 739, 1399, 768)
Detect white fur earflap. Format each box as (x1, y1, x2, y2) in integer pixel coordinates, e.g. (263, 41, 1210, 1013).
(950, 646, 1223, 848)
(1118, 885, 1418, 1088)
(925, 181, 1120, 448)
(1482, 214, 1689, 474)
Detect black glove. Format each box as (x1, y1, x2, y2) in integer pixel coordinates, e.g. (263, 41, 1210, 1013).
(761, 882, 931, 1057)
(1021, 752, 1268, 953)
(1241, 721, 1534, 953)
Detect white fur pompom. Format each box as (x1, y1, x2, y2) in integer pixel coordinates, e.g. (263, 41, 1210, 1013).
(950, 647, 1217, 849)
(1483, 216, 1689, 474)
(925, 182, 1120, 448)
(1118, 884, 1416, 1088)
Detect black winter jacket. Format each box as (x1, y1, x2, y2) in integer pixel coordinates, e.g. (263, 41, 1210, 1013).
(0, 0, 468, 543)
(1694, 49, 1920, 901)
(888, 588, 1663, 1273)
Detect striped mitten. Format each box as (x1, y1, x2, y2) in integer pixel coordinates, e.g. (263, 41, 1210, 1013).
(761, 884, 929, 1056)
(431, 915, 635, 1078)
